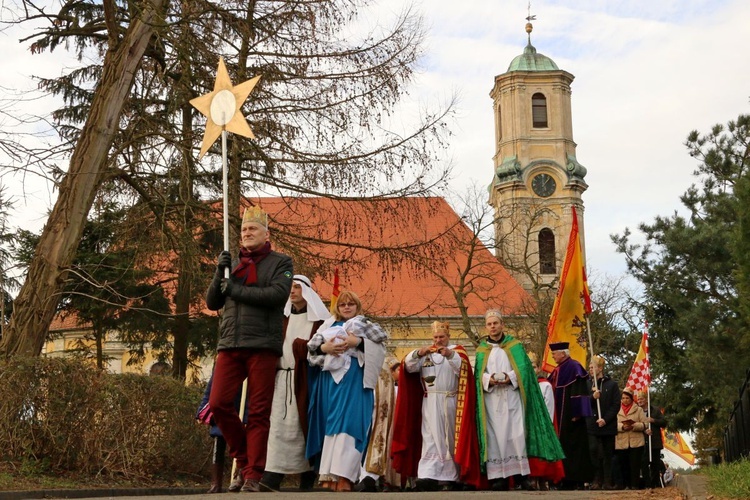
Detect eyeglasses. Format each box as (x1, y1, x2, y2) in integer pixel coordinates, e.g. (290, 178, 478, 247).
(338, 302, 356, 308)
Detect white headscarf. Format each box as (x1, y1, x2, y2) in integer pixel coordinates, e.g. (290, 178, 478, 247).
(283, 274, 331, 322)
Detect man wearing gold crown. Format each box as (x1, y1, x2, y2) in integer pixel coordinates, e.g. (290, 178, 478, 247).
(392, 321, 481, 491)
(206, 205, 294, 493)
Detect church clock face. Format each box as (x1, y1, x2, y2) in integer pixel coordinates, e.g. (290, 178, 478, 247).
(531, 173, 556, 197)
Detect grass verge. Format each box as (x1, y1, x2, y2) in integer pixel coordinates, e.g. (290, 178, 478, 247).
(0, 462, 203, 492)
(703, 458, 750, 499)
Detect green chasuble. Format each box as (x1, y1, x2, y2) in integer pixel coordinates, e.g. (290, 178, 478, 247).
(475, 335, 565, 471)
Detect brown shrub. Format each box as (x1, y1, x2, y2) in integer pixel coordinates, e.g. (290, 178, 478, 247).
(0, 357, 211, 480)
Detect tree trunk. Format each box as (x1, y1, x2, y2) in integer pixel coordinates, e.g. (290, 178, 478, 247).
(172, 261, 191, 380)
(0, 0, 167, 359)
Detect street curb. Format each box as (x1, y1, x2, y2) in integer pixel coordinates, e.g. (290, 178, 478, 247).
(0, 487, 206, 499)
(676, 474, 708, 500)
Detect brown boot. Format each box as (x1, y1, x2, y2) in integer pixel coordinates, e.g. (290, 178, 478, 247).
(228, 468, 244, 492)
(207, 463, 224, 493)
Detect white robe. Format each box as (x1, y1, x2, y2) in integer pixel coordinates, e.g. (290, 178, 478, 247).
(481, 344, 529, 480)
(265, 312, 313, 474)
(539, 378, 555, 420)
(404, 346, 462, 481)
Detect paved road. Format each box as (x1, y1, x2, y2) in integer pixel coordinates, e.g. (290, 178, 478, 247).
(7, 486, 683, 500)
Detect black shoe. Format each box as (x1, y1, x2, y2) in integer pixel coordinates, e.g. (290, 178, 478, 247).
(354, 476, 378, 492)
(520, 477, 535, 491)
(299, 470, 316, 491)
(438, 481, 456, 491)
(415, 478, 439, 492)
(491, 478, 509, 491)
(259, 471, 283, 492)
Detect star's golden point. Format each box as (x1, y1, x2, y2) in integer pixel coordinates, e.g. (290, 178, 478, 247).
(190, 57, 261, 159)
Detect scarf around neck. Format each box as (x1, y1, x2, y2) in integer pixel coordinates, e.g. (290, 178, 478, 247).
(232, 241, 272, 285)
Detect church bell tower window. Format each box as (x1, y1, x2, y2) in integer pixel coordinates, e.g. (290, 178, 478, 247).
(539, 228, 556, 274)
(532, 93, 548, 128)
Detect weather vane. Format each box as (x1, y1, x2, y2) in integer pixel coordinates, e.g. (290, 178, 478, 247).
(190, 58, 261, 274)
(525, 1, 537, 42)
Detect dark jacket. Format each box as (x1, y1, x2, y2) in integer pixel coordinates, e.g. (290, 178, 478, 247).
(206, 250, 293, 356)
(643, 403, 667, 449)
(586, 375, 620, 436)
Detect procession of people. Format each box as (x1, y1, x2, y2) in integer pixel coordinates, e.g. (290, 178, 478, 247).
(198, 205, 669, 493)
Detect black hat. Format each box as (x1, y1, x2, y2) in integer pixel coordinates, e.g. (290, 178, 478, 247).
(549, 342, 569, 351)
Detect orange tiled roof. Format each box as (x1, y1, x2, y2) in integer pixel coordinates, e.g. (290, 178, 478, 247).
(255, 197, 531, 318)
(49, 311, 90, 331)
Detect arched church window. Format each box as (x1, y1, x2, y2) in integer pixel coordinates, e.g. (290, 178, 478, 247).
(532, 93, 548, 128)
(496, 104, 502, 142)
(539, 228, 556, 274)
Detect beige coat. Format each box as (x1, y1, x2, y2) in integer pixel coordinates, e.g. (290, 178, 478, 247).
(615, 404, 647, 450)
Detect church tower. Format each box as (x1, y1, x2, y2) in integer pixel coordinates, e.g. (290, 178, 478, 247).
(489, 20, 588, 293)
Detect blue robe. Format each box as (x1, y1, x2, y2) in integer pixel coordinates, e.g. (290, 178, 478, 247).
(305, 321, 375, 469)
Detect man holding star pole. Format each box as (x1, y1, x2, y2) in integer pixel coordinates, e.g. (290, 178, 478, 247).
(196, 58, 294, 493)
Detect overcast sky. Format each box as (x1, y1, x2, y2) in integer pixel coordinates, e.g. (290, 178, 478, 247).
(378, 0, 750, 277)
(1, 0, 749, 283)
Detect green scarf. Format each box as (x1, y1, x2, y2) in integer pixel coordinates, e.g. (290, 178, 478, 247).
(475, 335, 565, 471)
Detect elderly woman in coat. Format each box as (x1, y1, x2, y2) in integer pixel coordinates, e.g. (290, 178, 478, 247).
(615, 387, 647, 489)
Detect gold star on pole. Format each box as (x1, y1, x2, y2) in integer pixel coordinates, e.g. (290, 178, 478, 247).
(190, 57, 261, 159)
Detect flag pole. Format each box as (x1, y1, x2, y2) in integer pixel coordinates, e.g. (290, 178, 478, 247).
(575, 205, 601, 418)
(222, 127, 230, 279)
(647, 388, 652, 463)
(586, 317, 602, 418)
(645, 321, 652, 463)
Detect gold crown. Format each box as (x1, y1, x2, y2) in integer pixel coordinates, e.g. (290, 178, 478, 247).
(432, 321, 450, 334)
(485, 309, 503, 320)
(242, 206, 268, 228)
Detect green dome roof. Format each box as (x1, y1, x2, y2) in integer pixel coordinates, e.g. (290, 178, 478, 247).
(507, 42, 558, 72)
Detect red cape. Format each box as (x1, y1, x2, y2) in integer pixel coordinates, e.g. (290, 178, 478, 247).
(391, 346, 482, 488)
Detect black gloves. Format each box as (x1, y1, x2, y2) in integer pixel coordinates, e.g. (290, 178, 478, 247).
(220, 278, 234, 297)
(217, 251, 232, 274)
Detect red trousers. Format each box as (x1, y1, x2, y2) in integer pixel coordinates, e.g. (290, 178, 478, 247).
(208, 349, 277, 480)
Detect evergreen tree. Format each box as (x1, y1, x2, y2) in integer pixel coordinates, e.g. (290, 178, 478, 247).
(13, 201, 179, 370)
(612, 114, 750, 440)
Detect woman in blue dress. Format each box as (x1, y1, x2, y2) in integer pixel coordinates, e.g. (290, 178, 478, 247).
(306, 290, 388, 491)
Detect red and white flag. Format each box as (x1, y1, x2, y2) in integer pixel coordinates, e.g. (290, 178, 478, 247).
(626, 323, 651, 392)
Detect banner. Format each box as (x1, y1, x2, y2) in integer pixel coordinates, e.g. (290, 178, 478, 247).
(542, 206, 592, 372)
(662, 429, 695, 465)
(626, 324, 651, 392)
